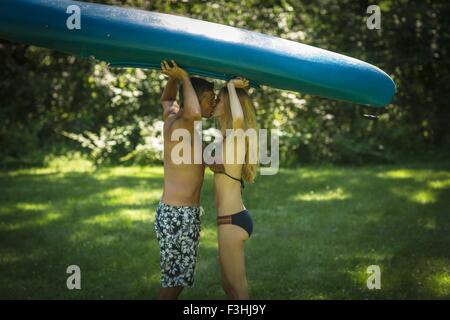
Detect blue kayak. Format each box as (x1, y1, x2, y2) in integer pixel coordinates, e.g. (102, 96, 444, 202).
(0, 0, 396, 107)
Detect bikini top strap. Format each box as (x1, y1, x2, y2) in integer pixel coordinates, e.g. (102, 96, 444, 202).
(221, 171, 245, 190)
(209, 163, 245, 190)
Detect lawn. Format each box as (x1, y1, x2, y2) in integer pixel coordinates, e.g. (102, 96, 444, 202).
(1, 160, 449, 299)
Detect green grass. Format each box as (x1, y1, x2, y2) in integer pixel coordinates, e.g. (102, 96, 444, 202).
(1, 161, 450, 299)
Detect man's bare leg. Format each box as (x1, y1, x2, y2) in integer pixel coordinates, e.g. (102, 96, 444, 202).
(157, 286, 183, 300)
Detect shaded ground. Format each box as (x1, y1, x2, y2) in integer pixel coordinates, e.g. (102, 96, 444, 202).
(1, 162, 449, 299)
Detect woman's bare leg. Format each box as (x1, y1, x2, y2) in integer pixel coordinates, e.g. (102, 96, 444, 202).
(218, 224, 249, 299)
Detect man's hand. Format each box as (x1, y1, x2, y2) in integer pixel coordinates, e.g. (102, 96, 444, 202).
(161, 60, 189, 80)
(228, 77, 249, 89)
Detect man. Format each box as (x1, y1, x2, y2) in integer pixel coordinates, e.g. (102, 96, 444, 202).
(154, 60, 215, 299)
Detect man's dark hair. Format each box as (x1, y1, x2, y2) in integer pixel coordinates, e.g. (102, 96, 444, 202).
(179, 77, 214, 107)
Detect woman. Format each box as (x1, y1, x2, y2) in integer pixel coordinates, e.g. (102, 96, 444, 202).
(210, 77, 258, 299)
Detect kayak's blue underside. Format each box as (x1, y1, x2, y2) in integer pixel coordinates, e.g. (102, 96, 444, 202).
(0, 0, 396, 107)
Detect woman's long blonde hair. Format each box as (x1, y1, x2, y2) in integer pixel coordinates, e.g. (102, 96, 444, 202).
(217, 87, 258, 184)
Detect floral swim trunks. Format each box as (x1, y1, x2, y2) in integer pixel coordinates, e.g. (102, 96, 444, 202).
(154, 199, 204, 288)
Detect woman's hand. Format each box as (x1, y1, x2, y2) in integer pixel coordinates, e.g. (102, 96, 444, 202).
(161, 60, 189, 80)
(228, 77, 249, 89)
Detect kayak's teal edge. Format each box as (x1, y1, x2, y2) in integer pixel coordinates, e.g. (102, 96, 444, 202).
(0, 0, 396, 107)
(109, 62, 261, 88)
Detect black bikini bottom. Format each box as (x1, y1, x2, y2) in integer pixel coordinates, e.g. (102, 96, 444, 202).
(217, 209, 253, 237)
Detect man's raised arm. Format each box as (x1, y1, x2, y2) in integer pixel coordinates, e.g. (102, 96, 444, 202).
(160, 77, 178, 103)
(161, 60, 201, 121)
(179, 75, 202, 121)
(160, 61, 180, 119)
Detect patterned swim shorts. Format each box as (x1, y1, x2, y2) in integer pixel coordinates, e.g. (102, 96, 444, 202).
(154, 200, 203, 288)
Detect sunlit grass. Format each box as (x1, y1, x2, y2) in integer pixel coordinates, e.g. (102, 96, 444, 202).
(292, 187, 350, 201)
(16, 203, 50, 211)
(0, 162, 449, 299)
(44, 154, 95, 173)
(83, 208, 154, 226)
(429, 179, 450, 190)
(412, 190, 437, 204)
(428, 272, 450, 298)
(378, 168, 450, 182)
(198, 227, 218, 249)
(390, 188, 437, 205)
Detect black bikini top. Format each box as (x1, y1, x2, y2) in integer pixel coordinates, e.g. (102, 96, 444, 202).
(206, 139, 245, 191)
(209, 163, 245, 190)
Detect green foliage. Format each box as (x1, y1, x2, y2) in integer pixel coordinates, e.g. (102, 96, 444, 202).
(1, 0, 449, 166)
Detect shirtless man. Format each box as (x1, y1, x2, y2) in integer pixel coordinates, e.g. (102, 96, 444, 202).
(154, 60, 215, 300)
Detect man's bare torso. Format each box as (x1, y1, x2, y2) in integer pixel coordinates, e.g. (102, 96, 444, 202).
(161, 114, 205, 206)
